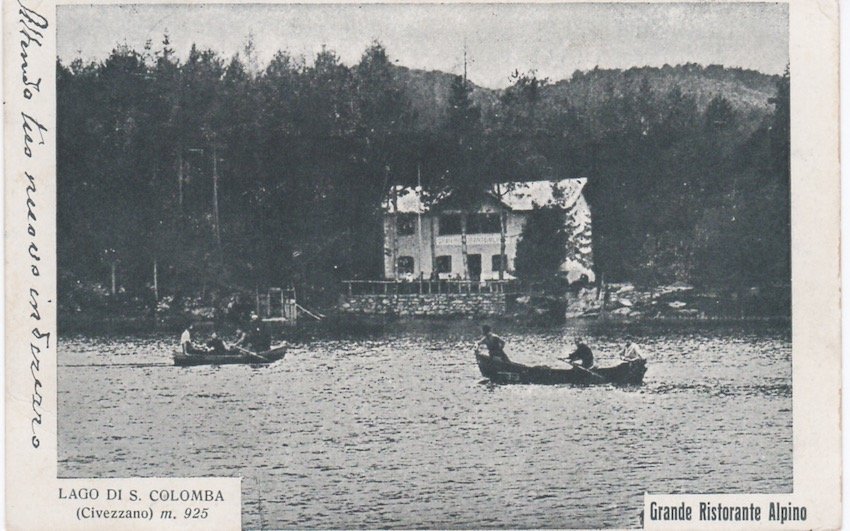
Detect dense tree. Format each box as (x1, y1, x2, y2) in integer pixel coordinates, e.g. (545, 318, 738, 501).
(439, 74, 487, 278)
(56, 41, 790, 315)
(514, 207, 568, 282)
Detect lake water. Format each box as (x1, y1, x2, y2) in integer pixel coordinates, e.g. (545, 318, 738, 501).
(58, 320, 792, 529)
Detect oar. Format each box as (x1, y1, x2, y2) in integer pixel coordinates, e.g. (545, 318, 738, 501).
(558, 357, 606, 382)
(572, 362, 607, 381)
(233, 345, 270, 363)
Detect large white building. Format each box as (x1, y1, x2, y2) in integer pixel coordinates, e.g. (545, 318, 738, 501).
(382, 178, 594, 282)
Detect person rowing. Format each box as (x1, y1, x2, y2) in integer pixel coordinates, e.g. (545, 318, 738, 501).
(247, 313, 271, 352)
(206, 332, 228, 356)
(567, 337, 594, 369)
(477, 325, 510, 362)
(232, 328, 248, 348)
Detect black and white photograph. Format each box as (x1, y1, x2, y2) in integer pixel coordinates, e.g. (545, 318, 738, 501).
(22, 0, 816, 528)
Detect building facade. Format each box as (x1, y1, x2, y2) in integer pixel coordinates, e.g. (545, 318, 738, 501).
(382, 179, 594, 282)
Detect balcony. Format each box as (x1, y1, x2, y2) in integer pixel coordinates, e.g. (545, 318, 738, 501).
(342, 279, 513, 296)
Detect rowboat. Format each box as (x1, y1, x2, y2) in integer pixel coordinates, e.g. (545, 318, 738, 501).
(173, 344, 288, 366)
(475, 351, 647, 385)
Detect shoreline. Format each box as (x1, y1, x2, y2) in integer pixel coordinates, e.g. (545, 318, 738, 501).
(58, 311, 791, 337)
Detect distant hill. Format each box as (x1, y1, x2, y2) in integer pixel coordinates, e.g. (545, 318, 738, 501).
(547, 64, 781, 127)
(389, 66, 498, 130)
(392, 63, 781, 132)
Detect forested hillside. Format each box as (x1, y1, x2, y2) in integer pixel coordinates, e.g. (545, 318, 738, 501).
(57, 39, 789, 312)
(397, 63, 779, 133)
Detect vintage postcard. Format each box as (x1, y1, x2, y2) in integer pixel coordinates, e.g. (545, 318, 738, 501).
(4, 0, 840, 529)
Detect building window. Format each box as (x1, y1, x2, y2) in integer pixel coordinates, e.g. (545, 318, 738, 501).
(398, 256, 414, 275)
(468, 213, 501, 234)
(439, 214, 462, 235)
(397, 214, 416, 236)
(436, 255, 452, 274)
(491, 254, 507, 273)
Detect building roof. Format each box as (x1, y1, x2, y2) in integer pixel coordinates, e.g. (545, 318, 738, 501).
(383, 185, 431, 214)
(497, 179, 587, 211)
(383, 178, 588, 214)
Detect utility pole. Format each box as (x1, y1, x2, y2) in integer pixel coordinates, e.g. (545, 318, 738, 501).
(187, 143, 222, 252)
(417, 163, 423, 278)
(497, 182, 506, 281)
(111, 262, 117, 295)
(391, 175, 399, 280)
(153, 260, 159, 302)
(463, 39, 468, 86)
(177, 150, 184, 209)
(212, 144, 221, 247)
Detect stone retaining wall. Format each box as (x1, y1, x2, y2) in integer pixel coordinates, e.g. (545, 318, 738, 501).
(339, 292, 507, 316)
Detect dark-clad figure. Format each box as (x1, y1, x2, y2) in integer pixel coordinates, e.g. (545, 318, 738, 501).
(568, 337, 594, 368)
(232, 328, 248, 348)
(248, 313, 271, 352)
(206, 332, 227, 356)
(477, 325, 509, 362)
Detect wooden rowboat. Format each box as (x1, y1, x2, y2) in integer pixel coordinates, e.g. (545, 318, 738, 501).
(475, 351, 646, 385)
(173, 344, 288, 366)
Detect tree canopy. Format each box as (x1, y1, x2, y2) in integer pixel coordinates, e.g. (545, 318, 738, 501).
(57, 39, 790, 312)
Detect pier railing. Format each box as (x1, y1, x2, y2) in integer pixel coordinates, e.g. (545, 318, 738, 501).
(343, 279, 514, 296)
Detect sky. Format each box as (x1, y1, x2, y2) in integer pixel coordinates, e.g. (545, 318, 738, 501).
(58, 3, 789, 89)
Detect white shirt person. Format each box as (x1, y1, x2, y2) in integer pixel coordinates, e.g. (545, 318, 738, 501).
(180, 325, 195, 353)
(620, 339, 644, 361)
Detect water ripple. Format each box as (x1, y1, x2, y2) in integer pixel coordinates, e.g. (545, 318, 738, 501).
(58, 321, 791, 529)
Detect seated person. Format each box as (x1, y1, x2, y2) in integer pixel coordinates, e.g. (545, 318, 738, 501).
(248, 314, 271, 352)
(206, 332, 227, 356)
(180, 324, 196, 354)
(477, 325, 509, 362)
(232, 328, 248, 348)
(568, 337, 594, 368)
(620, 337, 645, 361)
